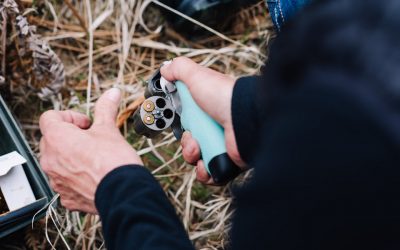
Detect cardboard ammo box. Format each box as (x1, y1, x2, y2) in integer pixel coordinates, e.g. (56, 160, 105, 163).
(0, 95, 53, 238)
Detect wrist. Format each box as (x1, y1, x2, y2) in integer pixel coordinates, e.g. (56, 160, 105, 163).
(96, 158, 143, 184)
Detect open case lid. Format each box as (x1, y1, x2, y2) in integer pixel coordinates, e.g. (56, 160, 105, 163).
(0, 95, 54, 238)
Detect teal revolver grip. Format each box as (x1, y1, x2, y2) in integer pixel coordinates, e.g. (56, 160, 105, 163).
(175, 81, 241, 184)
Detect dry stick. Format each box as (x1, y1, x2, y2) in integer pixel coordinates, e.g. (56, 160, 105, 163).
(84, 0, 93, 116)
(1, 11, 6, 80)
(125, 56, 154, 71)
(78, 214, 91, 250)
(64, 0, 88, 33)
(78, 43, 120, 59)
(148, 138, 167, 164)
(50, 215, 69, 248)
(44, 0, 59, 32)
(100, 68, 148, 89)
(190, 205, 232, 240)
(36, 194, 71, 249)
(151, 48, 155, 68)
(87, 216, 101, 249)
(29, 16, 83, 32)
(48, 41, 87, 53)
(41, 30, 117, 40)
(136, 138, 176, 155)
(168, 190, 184, 213)
(117, 0, 141, 87)
(114, 10, 129, 133)
(117, 95, 145, 127)
(152, 152, 182, 175)
(174, 171, 191, 201)
(91, 0, 114, 31)
(73, 211, 88, 249)
(117, 47, 152, 127)
(115, 17, 123, 85)
(20, 0, 33, 5)
(165, 28, 206, 49)
(184, 169, 196, 229)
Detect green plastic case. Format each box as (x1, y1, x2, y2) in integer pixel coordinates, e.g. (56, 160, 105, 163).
(0, 95, 53, 238)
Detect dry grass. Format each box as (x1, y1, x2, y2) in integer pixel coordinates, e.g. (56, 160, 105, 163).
(0, 0, 274, 249)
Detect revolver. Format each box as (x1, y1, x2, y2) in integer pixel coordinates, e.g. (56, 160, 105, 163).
(132, 65, 241, 184)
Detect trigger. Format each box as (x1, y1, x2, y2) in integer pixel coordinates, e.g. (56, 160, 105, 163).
(171, 114, 184, 140)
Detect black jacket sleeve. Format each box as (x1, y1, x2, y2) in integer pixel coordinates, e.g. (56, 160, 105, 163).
(95, 165, 194, 250)
(231, 76, 261, 164)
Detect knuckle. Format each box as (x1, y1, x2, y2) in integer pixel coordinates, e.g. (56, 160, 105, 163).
(39, 110, 56, 126)
(180, 131, 191, 147)
(39, 156, 51, 173)
(51, 180, 61, 192)
(45, 131, 58, 143)
(173, 56, 190, 65)
(61, 110, 74, 123)
(50, 182, 58, 192)
(95, 97, 111, 110)
(173, 57, 195, 77)
(40, 160, 49, 173)
(60, 198, 72, 209)
(183, 151, 198, 165)
(60, 199, 67, 207)
(39, 138, 45, 152)
(39, 111, 62, 136)
(182, 152, 191, 163)
(228, 149, 243, 167)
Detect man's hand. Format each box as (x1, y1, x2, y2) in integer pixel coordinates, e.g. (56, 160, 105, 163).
(160, 57, 246, 185)
(39, 88, 143, 213)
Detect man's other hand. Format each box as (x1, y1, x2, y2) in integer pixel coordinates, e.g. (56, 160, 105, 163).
(39, 88, 143, 214)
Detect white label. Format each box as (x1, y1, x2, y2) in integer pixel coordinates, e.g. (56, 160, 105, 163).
(0, 152, 36, 211)
(0, 151, 27, 176)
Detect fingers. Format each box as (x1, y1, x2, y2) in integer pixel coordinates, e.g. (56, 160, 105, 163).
(181, 132, 201, 164)
(39, 88, 121, 134)
(61, 111, 91, 129)
(92, 88, 121, 127)
(196, 160, 214, 185)
(160, 57, 199, 84)
(181, 132, 214, 185)
(39, 110, 91, 135)
(160, 57, 235, 126)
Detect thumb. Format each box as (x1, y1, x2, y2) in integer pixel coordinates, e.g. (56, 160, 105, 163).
(93, 88, 121, 127)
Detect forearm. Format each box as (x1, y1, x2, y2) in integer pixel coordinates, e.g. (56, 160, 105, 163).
(95, 165, 194, 250)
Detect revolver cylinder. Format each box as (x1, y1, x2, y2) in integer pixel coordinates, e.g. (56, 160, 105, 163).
(133, 96, 175, 138)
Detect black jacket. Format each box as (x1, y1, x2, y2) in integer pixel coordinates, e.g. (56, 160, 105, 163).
(95, 1, 400, 249)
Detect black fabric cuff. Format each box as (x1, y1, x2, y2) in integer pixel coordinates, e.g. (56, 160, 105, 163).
(95, 165, 148, 216)
(231, 76, 260, 164)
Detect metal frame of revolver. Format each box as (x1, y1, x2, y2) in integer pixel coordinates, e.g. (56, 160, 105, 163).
(133, 69, 184, 139)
